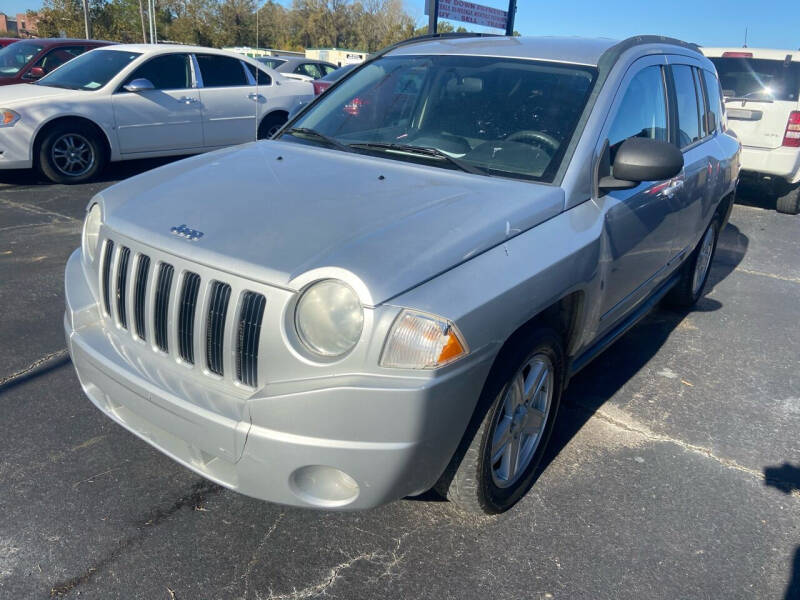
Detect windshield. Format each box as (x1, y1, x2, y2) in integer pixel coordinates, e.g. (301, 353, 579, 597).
(284, 55, 597, 182)
(319, 63, 356, 83)
(710, 57, 800, 102)
(0, 41, 44, 76)
(36, 49, 140, 90)
(258, 57, 286, 69)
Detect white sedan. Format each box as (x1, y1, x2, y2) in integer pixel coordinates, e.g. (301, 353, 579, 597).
(0, 44, 314, 183)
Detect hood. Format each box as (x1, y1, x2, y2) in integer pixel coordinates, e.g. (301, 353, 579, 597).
(0, 82, 80, 104)
(99, 141, 564, 305)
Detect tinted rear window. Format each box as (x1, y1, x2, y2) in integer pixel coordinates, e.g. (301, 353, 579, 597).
(710, 57, 800, 101)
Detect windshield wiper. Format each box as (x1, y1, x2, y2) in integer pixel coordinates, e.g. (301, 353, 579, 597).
(284, 127, 353, 153)
(349, 142, 487, 176)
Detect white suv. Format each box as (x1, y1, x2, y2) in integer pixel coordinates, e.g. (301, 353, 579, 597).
(702, 47, 800, 214)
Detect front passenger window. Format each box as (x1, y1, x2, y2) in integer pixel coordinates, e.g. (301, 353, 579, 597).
(122, 53, 191, 90)
(607, 65, 668, 159)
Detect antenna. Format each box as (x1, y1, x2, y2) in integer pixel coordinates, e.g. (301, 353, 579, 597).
(254, 3, 260, 142)
(743, 27, 748, 48)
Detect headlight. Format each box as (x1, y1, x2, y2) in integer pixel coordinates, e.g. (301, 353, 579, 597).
(380, 310, 468, 369)
(295, 279, 364, 357)
(0, 109, 19, 127)
(83, 203, 102, 262)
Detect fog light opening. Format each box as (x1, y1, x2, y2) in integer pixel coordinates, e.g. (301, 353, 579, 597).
(289, 465, 360, 507)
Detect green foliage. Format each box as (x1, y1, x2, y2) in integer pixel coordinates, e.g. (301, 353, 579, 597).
(32, 0, 506, 51)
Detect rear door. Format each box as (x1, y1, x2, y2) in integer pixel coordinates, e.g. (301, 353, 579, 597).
(664, 61, 713, 257)
(112, 52, 203, 154)
(708, 54, 800, 148)
(194, 53, 258, 147)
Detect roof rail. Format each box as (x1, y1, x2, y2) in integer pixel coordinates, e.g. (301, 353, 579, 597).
(600, 35, 702, 66)
(369, 32, 504, 62)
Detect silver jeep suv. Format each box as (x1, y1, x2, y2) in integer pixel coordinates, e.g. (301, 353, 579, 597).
(65, 34, 739, 514)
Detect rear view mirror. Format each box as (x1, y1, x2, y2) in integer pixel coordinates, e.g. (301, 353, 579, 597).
(599, 137, 683, 192)
(123, 78, 155, 93)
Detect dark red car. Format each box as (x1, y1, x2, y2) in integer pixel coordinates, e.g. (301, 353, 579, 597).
(0, 38, 113, 86)
(0, 38, 19, 49)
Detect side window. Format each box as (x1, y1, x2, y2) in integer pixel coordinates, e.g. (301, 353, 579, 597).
(296, 63, 322, 79)
(320, 64, 337, 76)
(244, 62, 272, 85)
(122, 53, 192, 90)
(672, 64, 703, 148)
(31, 45, 85, 75)
(607, 65, 668, 159)
(196, 54, 249, 87)
(701, 68, 722, 134)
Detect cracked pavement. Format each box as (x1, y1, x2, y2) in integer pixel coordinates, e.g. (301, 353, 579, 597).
(0, 163, 798, 599)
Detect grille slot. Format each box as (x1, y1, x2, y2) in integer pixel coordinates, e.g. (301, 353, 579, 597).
(134, 255, 150, 340)
(154, 263, 174, 352)
(115, 247, 131, 329)
(206, 282, 231, 376)
(236, 292, 266, 387)
(101, 240, 114, 315)
(178, 272, 201, 364)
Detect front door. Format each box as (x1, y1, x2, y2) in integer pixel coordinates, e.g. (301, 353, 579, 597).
(112, 52, 203, 154)
(596, 59, 684, 328)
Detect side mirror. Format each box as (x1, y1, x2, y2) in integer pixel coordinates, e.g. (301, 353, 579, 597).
(599, 137, 683, 192)
(123, 78, 155, 93)
(26, 66, 45, 79)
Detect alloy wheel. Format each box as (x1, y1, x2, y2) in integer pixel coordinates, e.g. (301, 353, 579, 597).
(692, 225, 715, 295)
(489, 353, 554, 488)
(51, 133, 95, 177)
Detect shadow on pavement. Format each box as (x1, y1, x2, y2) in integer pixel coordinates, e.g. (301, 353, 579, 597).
(539, 221, 748, 478)
(0, 156, 185, 187)
(734, 179, 778, 211)
(764, 462, 800, 600)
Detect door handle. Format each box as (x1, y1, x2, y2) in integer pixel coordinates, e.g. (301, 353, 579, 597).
(178, 96, 199, 105)
(248, 93, 266, 102)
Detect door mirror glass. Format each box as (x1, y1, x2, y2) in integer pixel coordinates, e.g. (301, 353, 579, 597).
(123, 78, 155, 92)
(26, 66, 45, 79)
(601, 137, 683, 190)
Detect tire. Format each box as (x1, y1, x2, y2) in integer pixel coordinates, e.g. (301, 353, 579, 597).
(436, 327, 565, 515)
(37, 122, 106, 184)
(665, 218, 719, 308)
(258, 113, 287, 140)
(776, 184, 800, 215)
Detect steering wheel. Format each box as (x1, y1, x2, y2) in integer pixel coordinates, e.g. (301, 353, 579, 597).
(505, 130, 561, 154)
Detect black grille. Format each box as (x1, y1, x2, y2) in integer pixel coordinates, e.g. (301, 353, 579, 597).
(236, 292, 266, 387)
(134, 255, 150, 340)
(102, 240, 114, 315)
(178, 272, 201, 364)
(154, 263, 174, 352)
(115, 247, 131, 329)
(206, 282, 231, 376)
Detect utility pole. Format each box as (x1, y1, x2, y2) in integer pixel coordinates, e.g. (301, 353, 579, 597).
(81, 0, 92, 39)
(505, 0, 516, 36)
(427, 0, 438, 34)
(138, 0, 147, 43)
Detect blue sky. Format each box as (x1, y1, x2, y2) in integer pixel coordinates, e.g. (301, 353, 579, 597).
(5, 0, 799, 49)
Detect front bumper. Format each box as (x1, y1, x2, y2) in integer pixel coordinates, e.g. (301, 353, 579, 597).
(0, 121, 34, 169)
(64, 249, 492, 510)
(739, 145, 800, 183)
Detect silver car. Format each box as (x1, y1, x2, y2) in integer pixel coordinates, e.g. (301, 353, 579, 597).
(65, 34, 739, 514)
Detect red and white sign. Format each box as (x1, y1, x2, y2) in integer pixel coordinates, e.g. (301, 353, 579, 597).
(426, 0, 509, 30)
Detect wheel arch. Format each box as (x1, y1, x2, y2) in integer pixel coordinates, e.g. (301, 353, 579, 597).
(258, 110, 289, 137)
(32, 115, 114, 165)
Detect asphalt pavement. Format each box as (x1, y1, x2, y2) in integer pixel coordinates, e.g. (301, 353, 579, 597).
(0, 159, 798, 600)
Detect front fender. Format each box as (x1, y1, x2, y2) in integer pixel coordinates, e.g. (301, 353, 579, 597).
(386, 199, 604, 365)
